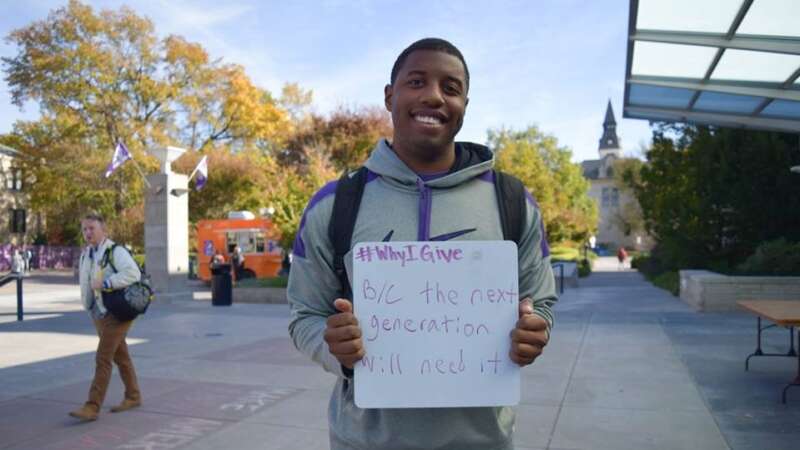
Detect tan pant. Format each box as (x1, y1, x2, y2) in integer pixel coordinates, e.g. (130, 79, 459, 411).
(85, 315, 141, 409)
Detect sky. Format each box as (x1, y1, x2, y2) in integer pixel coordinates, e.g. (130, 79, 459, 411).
(0, 0, 654, 163)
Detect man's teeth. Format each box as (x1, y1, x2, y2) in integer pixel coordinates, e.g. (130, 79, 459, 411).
(415, 115, 442, 125)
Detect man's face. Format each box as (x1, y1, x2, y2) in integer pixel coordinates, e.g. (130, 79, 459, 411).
(385, 50, 468, 163)
(81, 219, 106, 247)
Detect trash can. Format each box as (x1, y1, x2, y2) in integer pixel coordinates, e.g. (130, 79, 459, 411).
(210, 263, 233, 306)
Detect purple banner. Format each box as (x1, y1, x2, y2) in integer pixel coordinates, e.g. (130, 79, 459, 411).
(0, 244, 81, 271)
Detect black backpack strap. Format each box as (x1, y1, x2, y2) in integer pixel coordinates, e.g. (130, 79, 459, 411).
(493, 170, 527, 246)
(328, 167, 369, 300)
(101, 244, 119, 274)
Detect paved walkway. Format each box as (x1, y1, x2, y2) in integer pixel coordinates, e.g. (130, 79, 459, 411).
(0, 264, 798, 449)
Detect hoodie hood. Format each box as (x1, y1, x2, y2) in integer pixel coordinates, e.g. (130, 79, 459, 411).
(363, 139, 495, 189)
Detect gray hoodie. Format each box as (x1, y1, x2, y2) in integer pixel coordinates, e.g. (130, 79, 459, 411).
(287, 139, 557, 450)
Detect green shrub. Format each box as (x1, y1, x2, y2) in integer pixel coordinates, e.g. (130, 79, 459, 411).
(133, 254, 145, 268)
(737, 239, 800, 276)
(631, 253, 678, 296)
(651, 271, 679, 296)
(578, 259, 592, 277)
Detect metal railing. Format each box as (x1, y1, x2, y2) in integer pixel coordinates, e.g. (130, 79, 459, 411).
(0, 273, 23, 321)
(551, 262, 564, 294)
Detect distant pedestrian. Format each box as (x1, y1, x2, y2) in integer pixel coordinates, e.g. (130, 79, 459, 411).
(23, 248, 33, 274)
(210, 249, 225, 273)
(617, 246, 628, 270)
(231, 245, 245, 280)
(10, 250, 24, 274)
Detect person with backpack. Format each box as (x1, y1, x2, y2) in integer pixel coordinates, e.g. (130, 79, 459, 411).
(69, 212, 142, 422)
(287, 38, 557, 450)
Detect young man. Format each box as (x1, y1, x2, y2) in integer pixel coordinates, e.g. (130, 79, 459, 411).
(69, 213, 142, 421)
(287, 38, 557, 450)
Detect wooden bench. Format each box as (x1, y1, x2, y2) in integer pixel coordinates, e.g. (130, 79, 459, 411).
(738, 300, 800, 403)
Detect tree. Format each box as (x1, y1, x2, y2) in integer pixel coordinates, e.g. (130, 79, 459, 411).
(625, 124, 800, 271)
(490, 126, 597, 244)
(263, 146, 338, 251)
(611, 157, 646, 237)
(283, 106, 392, 171)
(279, 82, 314, 126)
(2, 1, 294, 245)
(173, 149, 278, 223)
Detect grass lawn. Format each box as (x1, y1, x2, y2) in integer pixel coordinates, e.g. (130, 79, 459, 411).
(550, 245, 597, 262)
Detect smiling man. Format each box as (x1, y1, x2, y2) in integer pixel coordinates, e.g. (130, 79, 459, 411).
(287, 38, 557, 450)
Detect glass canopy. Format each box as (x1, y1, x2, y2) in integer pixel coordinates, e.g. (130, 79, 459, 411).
(624, 0, 800, 133)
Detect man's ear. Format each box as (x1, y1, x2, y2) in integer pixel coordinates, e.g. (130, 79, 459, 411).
(384, 84, 393, 112)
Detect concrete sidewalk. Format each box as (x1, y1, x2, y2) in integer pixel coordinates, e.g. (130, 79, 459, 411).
(0, 264, 798, 449)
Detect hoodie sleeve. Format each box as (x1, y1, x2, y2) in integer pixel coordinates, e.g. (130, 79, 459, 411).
(517, 192, 558, 333)
(105, 245, 141, 289)
(287, 184, 350, 378)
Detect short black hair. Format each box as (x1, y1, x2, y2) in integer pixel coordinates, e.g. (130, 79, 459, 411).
(390, 37, 469, 91)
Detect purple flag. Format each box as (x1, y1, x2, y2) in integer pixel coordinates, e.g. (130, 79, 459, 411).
(194, 155, 208, 191)
(104, 142, 132, 178)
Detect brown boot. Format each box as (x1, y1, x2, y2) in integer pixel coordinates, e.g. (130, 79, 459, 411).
(68, 404, 99, 421)
(110, 398, 141, 413)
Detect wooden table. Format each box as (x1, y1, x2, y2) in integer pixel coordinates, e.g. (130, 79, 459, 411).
(738, 300, 800, 403)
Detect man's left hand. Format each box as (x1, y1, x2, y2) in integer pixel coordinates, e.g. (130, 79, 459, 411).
(91, 278, 103, 290)
(510, 299, 549, 366)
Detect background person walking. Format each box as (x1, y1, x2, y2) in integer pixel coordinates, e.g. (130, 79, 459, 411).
(617, 246, 628, 270)
(69, 212, 142, 422)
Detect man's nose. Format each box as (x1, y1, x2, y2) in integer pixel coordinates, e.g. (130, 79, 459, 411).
(420, 84, 444, 107)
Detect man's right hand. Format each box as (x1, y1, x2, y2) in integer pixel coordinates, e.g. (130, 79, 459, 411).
(324, 298, 365, 369)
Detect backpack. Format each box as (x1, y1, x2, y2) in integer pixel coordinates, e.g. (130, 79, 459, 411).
(328, 167, 527, 300)
(100, 244, 154, 321)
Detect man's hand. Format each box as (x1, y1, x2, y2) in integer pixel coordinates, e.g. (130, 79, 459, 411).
(324, 299, 365, 369)
(510, 299, 549, 366)
(91, 277, 103, 290)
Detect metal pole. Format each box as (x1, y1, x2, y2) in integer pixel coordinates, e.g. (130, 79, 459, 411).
(16, 274, 23, 321)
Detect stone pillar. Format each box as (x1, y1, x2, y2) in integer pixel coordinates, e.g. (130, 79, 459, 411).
(145, 146, 192, 302)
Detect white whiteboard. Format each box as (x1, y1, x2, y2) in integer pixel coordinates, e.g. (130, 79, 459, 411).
(352, 241, 520, 408)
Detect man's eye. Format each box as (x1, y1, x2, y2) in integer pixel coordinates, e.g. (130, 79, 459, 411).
(408, 79, 423, 87)
(445, 84, 461, 95)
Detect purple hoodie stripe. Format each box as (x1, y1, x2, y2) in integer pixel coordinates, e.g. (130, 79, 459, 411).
(416, 179, 432, 241)
(478, 170, 494, 183)
(292, 171, 380, 258)
(539, 220, 550, 257)
(524, 190, 551, 257)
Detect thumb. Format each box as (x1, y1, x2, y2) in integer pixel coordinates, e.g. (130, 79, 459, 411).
(518, 298, 533, 317)
(334, 298, 353, 313)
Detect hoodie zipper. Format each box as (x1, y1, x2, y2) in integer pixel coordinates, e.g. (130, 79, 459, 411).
(416, 179, 433, 241)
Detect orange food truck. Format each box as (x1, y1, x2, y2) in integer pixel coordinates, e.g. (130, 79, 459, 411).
(196, 214, 284, 282)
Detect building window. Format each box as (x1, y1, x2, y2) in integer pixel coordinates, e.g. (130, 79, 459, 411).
(10, 209, 26, 233)
(6, 168, 23, 191)
(602, 188, 620, 208)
